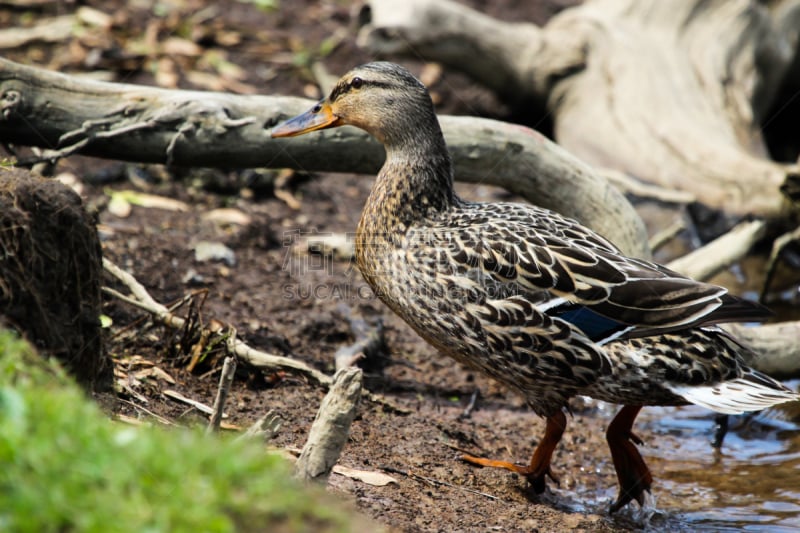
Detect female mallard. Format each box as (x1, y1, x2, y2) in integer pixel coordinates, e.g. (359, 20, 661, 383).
(271, 62, 798, 512)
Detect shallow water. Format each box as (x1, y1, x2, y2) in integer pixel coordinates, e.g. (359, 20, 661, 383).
(628, 384, 800, 531)
(627, 202, 800, 530)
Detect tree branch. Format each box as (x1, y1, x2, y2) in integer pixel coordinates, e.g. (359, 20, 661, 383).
(0, 56, 648, 257)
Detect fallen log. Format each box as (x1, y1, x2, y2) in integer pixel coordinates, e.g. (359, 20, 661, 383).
(0, 56, 648, 257)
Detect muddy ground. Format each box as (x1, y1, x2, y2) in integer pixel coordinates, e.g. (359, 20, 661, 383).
(3, 1, 792, 531)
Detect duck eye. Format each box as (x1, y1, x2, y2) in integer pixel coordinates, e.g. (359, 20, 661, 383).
(312, 103, 322, 113)
(350, 77, 363, 89)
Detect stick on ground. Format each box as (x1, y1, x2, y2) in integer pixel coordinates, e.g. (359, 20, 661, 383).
(294, 367, 363, 484)
(206, 355, 237, 435)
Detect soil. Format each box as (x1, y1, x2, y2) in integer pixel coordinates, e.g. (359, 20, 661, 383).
(0, 1, 703, 531)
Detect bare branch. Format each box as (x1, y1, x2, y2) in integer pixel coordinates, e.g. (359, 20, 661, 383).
(0, 57, 648, 256)
(102, 257, 332, 386)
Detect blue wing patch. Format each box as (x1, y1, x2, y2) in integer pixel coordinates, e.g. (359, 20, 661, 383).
(551, 304, 633, 345)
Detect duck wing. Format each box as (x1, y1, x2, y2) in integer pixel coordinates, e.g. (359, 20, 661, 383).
(443, 202, 769, 337)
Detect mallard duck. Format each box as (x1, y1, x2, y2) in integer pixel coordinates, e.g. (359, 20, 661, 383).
(271, 62, 799, 512)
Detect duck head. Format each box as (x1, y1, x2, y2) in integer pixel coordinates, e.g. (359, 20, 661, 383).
(271, 62, 440, 148)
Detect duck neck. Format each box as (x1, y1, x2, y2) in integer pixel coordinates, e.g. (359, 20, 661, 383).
(365, 120, 457, 232)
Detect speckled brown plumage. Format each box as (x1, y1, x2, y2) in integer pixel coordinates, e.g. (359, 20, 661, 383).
(271, 61, 799, 513)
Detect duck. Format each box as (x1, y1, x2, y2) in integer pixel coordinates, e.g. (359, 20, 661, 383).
(271, 61, 799, 512)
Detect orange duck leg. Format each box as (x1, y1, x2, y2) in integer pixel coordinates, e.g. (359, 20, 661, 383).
(606, 405, 653, 513)
(463, 410, 567, 493)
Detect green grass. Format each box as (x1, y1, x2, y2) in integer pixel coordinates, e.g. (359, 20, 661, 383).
(0, 330, 361, 533)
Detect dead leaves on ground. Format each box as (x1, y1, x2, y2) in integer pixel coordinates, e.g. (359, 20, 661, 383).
(106, 189, 190, 217)
(1, 1, 354, 94)
(332, 465, 398, 487)
(0, 3, 261, 92)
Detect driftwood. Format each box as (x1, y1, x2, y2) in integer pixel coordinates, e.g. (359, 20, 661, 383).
(666, 220, 767, 282)
(359, 0, 800, 218)
(726, 322, 800, 381)
(294, 367, 362, 484)
(0, 56, 647, 257)
(662, 223, 799, 379)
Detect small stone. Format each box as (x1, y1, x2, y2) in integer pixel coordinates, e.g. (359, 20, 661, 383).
(194, 241, 236, 266)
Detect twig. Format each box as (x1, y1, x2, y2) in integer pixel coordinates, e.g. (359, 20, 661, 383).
(230, 339, 332, 387)
(459, 389, 480, 420)
(294, 367, 363, 483)
(117, 398, 176, 426)
(163, 389, 217, 416)
(206, 354, 237, 434)
(380, 465, 501, 501)
(102, 258, 184, 327)
(102, 257, 410, 412)
(102, 257, 331, 385)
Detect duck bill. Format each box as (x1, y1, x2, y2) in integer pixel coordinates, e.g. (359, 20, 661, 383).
(271, 102, 340, 138)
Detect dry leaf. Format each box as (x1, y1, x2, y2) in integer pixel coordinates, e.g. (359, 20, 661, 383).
(202, 51, 247, 80)
(76, 6, 113, 29)
(332, 465, 398, 487)
(55, 172, 84, 196)
(132, 366, 176, 384)
(185, 70, 224, 91)
(107, 189, 189, 212)
(219, 77, 258, 95)
(274, 168, 301, 209)
(419, 62, 443, 87)
(162, 37, 203, 57)
(120, 355, 155, 368)
(202, 208, 252, 226)
(194, 241, 236, 266)
(295, 233, 354, 260)
(155, 57, 179, 88)
(0, 15, 73, 49)
(114, 413, 145, 426)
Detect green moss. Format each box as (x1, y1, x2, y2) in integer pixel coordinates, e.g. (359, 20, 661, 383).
(0, 330, 361, 533)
